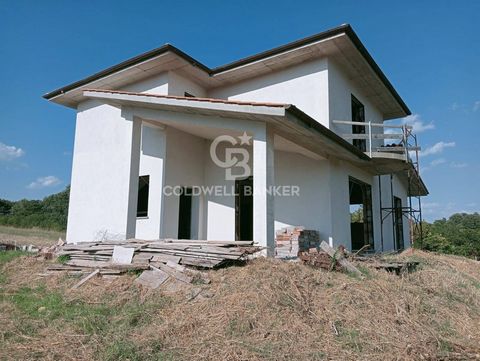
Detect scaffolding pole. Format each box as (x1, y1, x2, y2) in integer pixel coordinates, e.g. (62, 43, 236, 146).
(378, 125, 424, 250)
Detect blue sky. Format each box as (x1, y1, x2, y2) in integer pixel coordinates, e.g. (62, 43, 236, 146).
(0, 0, 478, 221)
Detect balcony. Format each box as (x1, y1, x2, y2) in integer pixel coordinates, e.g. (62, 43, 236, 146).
(332, 120, 427, 196)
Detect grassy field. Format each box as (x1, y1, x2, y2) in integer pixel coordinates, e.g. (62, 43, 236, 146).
(0, 249, 479, 360)
(0, 226, 65, 248)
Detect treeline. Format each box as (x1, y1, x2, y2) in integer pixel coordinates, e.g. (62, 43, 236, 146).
(415, 212, 480, 259)
(0, 187, 69, 231)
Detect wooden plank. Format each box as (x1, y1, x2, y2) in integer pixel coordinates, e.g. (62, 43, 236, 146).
(319, 241, 362, 276)
(65, 259, 148, 270)
(150, 254, 182, 264)
(180, 256, 223, 268)
(71, 269, 100, 290)
(134, 269, 170, 289)
(150, 264, 193, 284)
(166, 260, 186, 272)
(146, 248, 242, 260)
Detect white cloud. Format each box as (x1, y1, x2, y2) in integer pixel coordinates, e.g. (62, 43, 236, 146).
(400, 114, 435, 133)
(450, 161, 467, 168)
(420, 141, 455, 157)
(421, 158, 446, 173)
(27, 176, 61, 189)
(450, 102, 459, 111)
(473, 100, 480, 112)
(430, 158, 446, 167)
(0, 141, 25, 161)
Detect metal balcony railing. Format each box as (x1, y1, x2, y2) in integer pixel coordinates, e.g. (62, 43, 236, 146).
(332, 120, 420, 167)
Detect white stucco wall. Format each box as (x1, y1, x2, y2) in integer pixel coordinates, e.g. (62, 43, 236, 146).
(209, 58, 330, 127)
(274, 151, 332, 240)
(122, 72, 169, 94)
(135, 123, 166, 240)
(167, 71, 207, 98)
(67, 100, 140, 243)
(120, 71, 206, 98)
(162, 126, 207, 239)
(203, 143, 236, 241)
(328, 60, 385, 149)
(65, 53, 414, 252)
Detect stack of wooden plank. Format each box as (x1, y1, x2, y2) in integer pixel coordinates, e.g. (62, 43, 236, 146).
(48, 239, 261, 275)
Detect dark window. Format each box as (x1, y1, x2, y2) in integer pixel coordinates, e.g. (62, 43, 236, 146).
(178, 187, 192, 239)
(349, 177, 374, 250)
(351, 95, 366, 152)
(235, 177, 253, 241)
(184, 92, 195, 98)
(136, 175, 149, 217)
(394, 197, 405, 250)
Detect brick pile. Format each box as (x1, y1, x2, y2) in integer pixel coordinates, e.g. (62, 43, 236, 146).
(275, 227, 321, 258)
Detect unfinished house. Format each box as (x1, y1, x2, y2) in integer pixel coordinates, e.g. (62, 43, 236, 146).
(44, 24, 428, 255)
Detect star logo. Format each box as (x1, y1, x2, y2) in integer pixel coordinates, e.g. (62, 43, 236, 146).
(238, 132, 252, 146)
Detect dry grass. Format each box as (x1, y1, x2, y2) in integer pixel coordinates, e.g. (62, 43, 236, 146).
(0, 225, 65, 248)
(1, 249, 479, 360)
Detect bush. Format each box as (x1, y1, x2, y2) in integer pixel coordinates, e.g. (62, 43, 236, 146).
(414, 212, 480, 259)
(0, 187, 69, 231)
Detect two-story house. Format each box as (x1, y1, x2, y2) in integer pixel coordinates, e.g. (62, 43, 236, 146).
(44, 24, 428, 254)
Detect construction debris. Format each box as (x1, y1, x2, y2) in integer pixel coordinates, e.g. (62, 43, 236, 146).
(112, 245, 134, 264)
(351, 255, 420, 275)
(275, 226, 321, 258)
(299, 241, 362, 275)
(134, 269, 169, 289)
(298, 241, 419, 276)
(48, 238, 262, 288)
(71, 269, 100, 289)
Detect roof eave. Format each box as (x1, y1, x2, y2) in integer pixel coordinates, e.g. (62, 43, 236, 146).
(43, 24, 410, 117)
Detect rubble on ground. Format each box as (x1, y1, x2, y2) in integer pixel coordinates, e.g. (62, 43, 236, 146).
(47, 239, 263, 289)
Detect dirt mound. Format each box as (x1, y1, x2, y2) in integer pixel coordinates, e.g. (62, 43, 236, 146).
(1, 250, 479, 360)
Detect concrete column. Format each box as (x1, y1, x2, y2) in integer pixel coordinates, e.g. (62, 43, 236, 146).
(253, 124, 275, 256)
(125, 114, 142, 239)
(66, 102, 142, 243)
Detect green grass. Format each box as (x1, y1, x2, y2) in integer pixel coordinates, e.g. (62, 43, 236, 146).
(0, 277, 174, 359)
(2, 285, 112, 334)
(0, 250, 30, 284)
(56, 254, 70, 264)
(0, 250, 29, 267)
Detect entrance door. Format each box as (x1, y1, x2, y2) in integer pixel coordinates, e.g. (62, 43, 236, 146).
(178, 187, 192, 239)
(235, 177, 253, 241)
(394, 197, 404, 250)
(349, 177, 374, 250)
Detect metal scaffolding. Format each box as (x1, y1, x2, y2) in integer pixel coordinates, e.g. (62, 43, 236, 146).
(378, 125, 424, 251)
(332, 119, 425, 252)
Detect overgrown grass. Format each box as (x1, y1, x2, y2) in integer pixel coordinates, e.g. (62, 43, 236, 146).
(1, 251, 479, 360)
(0, 225, 65, 240)
(0, 250, 29, 267)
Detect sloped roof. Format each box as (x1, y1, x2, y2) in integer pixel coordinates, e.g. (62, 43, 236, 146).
(44, 24, 410, 119)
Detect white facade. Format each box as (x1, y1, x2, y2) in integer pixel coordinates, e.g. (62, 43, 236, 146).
(50, 25, 425, 253)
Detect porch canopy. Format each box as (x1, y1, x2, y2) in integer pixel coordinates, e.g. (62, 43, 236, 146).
(82, 89, 428, 198)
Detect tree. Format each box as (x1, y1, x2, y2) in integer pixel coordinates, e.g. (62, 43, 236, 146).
(414, 213, 480, 258)
(0, 186, 70, 231)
